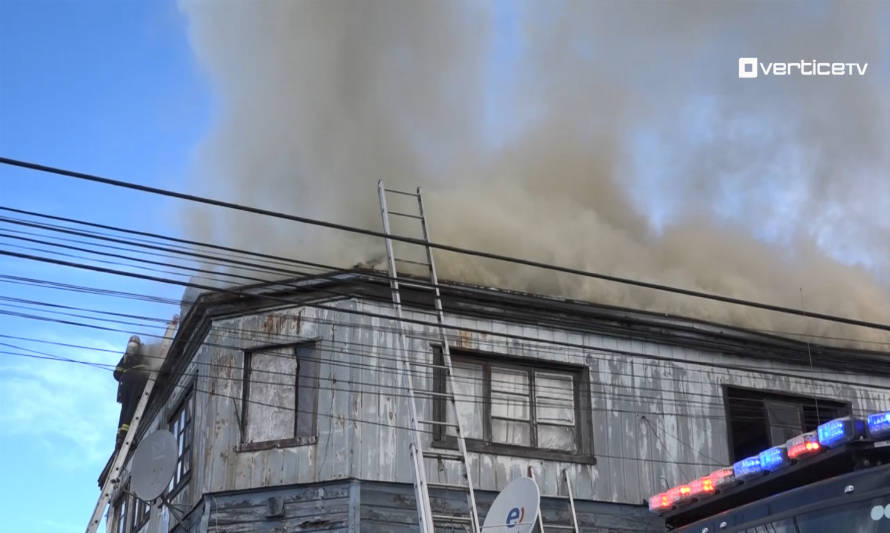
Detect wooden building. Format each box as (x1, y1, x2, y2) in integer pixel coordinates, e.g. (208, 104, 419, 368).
(99, 270, 890, 532)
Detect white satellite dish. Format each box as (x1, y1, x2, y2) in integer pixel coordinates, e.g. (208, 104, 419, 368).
(481, 477, 540, 533)
(131, 430, 178, 501)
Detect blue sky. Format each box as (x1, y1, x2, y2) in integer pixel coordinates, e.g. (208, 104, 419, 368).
(0, 2, 208, 531)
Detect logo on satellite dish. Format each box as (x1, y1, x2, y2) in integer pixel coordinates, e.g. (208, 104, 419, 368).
(482, 477, 540, 533)
(506, 506, 525, 527)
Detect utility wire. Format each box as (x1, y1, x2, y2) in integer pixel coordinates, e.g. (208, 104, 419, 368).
(3, 205, 890, 351)
(0, 311, 877, 423)
(3, 156, 890, 333)
(4, 233, 889, 387)
(4, 289, 886, 400)
(0, 346, 725, 468)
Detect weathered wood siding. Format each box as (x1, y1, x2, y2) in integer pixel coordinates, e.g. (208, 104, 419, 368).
(172, 480, 353, 533)
(358, 481, 660, 532)
(118, 294, 890, 531)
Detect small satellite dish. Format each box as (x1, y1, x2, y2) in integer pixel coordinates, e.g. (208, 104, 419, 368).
(481, 476, 540, 533)
(131, 430, 178, 501)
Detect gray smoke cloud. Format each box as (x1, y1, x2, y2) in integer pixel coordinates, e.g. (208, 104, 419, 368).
(179, 1, 890, 347)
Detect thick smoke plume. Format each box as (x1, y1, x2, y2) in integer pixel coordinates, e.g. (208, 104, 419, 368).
(180, 1, 890, 347)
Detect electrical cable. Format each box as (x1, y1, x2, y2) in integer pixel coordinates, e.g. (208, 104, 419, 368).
(3, 205, 890, 352)
(3, 156, 890, 333)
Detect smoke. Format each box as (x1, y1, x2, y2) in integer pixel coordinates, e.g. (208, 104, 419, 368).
(179, 1, 890, 347)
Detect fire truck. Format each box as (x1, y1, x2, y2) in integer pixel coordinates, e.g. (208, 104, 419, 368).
(649, 412, 890, 532)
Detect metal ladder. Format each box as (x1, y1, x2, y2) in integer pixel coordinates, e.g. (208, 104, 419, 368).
(86, 319, 179, 533)
(377, 180, 480, 533)
(528, 467, 580, 533)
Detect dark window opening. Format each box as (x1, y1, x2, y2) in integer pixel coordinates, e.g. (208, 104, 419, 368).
(724, 386, 850, 462)
(240, 343, 318, 451)
(433, 348, 594, 463)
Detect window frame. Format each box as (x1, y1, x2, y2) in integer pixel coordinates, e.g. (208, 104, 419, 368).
(166, 386, 194, 498)
(432, 347, 595, 464)
(132, 494, 150, 531)
(114, 488, 129, 533)
(239, 341, 318, 452)
(723, 385, 852, 462)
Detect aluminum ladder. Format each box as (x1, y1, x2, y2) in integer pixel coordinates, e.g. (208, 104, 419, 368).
(528, 467, 581, 533)
(86, 319, 179, 533)
(378, 180, 480, 533)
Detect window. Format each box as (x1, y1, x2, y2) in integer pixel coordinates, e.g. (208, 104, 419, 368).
(241, 343, 318, 450)
(167, 390, 194, 495)
(114, 492, 129, 533)
(132, 496, 150, 530)
(433, 349, 593, 462)
(724, 386, 850, 462)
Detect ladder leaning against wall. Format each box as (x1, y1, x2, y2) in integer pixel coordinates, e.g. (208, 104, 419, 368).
(377, 180, 480, 533)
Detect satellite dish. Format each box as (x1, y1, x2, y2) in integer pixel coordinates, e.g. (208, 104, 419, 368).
(131, 430, 178, 501)
(481, 477, 540, 533)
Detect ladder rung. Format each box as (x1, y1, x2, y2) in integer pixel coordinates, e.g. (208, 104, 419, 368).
(384, 187, 418, 197)
(542, 525, 576, 530)
(389, 210, 423, 219)
(397, 281, 436, 291)
(394, 258, 430, 267)
(423, 450, 466, 461)
(427, 481, 470, 491)
(418, 419, 458, 427)
(432, 514, 472, 523)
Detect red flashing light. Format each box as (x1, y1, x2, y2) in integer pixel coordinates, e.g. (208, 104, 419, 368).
(689, 476, 715, 496)
(648, 492, 671, 512)
(787, 432, 822, 460)
(788, 440, 821, 458)
(665, 486, 683, 504)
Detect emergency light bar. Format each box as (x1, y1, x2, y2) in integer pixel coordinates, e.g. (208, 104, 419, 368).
(758, 446, 789, 472)
(709, 468, 734, 489)
(817, 417, 865, 448)
(687, 476, 715, 497)
(786, 432, 820, 459)
(733, 456, 763, 479)
(867, 411, 890, 439)
(648, 411, 890, 516)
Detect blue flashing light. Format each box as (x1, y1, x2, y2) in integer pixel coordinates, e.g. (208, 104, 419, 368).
(817, 417, 865, 448)
(867, 412, 890, 439)
(758, 446, 788, 472)
(733, 456, 763, 479)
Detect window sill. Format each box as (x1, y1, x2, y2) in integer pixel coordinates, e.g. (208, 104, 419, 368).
(238, 436, 317, 452)
(432, 437, 596, 465)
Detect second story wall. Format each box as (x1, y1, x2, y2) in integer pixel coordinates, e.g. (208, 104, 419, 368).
(115, 287, 890, 532)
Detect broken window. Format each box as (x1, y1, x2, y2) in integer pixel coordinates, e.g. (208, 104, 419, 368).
(435, 349, 591, 460)
(724, 386, 850, 462)
(241, 343, 318, 449)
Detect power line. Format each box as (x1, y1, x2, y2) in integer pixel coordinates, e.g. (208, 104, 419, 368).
(5, 231, 890, 383)
(0, 345, 725, 468)
(0, 307, 881, 424)
(4, 204, 890, 353)
(4, 284, 885, 400)
(3, 156, 890, 333)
